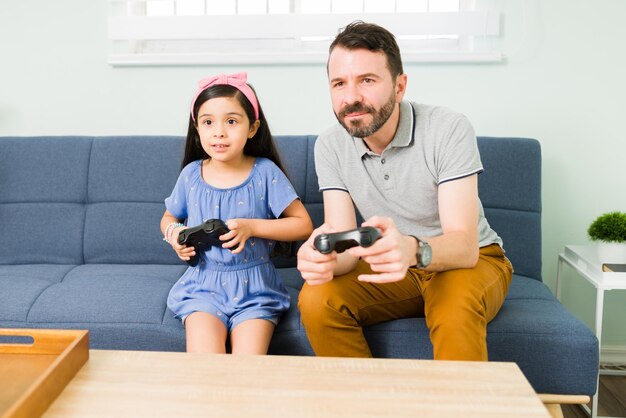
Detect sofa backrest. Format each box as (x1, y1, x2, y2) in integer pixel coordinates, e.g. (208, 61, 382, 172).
(0, 136, 183, 265)
(476, 137, 542, 281)
(0, 135, 541, 281)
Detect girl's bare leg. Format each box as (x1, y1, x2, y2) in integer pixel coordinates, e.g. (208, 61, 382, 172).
(230, 319, 275, 355)
(185, 311, 228, 353)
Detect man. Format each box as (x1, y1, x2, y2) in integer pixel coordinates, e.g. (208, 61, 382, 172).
(296, 21, 513, 361)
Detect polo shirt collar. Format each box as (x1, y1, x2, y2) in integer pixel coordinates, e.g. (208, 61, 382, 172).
(392, 101, 415, 148)
(353, 100, 415, 157)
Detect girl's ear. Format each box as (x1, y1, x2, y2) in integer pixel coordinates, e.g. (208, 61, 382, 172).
(248, 120, 261, 139)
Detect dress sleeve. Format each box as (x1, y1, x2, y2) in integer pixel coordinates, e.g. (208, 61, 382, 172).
(265, 161, 300, 219)
(164, 164, 191, 220)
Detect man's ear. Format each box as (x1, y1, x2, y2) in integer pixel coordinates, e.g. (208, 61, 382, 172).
(395, 73, 408, 102)
(248, 120, 261, 138)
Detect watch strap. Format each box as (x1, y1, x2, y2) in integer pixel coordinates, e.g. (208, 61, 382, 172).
(409, 235, 424, 268)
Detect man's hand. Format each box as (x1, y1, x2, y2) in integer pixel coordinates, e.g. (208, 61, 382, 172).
(297, 224, 338, 286)
(347, 216, 417, 283)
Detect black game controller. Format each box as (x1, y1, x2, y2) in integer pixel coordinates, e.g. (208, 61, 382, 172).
(314, 226, 382, 255)
(177, 219, 237, 266)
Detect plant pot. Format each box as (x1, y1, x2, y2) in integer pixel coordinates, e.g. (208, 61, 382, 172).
(596, 242, 626, 263)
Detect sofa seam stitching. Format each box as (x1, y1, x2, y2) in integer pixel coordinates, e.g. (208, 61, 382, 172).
(82, 138, 94, 264)
(25, 265, 78, 322)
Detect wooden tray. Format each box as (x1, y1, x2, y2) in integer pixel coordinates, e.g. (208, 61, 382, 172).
(0, 329, 89, 418)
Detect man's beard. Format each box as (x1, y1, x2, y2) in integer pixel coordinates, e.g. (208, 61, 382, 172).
(335, 93, 396, 138)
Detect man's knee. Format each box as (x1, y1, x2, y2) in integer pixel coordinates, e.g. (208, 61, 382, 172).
(436, 305, 486, 324)
(298, 281, 351, 324)
(427, 302, 488, 361)
(299, 282, 334, 321)
(298, 283, 322, 319)
(427, 297, 488, 340)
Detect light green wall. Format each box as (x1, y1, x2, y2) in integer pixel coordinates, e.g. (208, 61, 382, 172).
(2, 1, 626, 346)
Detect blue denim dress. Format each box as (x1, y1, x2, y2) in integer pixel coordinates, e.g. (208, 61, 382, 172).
(165, 158, 296, 330)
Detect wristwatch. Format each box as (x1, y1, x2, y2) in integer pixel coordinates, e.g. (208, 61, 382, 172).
(411, 236, 432, 269)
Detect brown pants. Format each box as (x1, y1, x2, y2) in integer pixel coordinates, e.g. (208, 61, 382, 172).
(298, 244, 513, 361)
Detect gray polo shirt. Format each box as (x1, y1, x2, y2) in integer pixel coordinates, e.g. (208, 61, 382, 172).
(315, 101, 503, 248)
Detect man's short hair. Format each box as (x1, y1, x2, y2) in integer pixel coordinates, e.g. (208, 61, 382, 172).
(329, 21, 404, 80)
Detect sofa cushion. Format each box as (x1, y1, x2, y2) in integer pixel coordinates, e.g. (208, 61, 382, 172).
(275, 136, 324, 228)
(270, 285, 315, 356)
(83, 136, 184, 265)
(0, 137, 91, 203)
(0, 264, 187, 351)
(477, 137, 541, 213)
(487, 295, 598, 395)
(274, 136, 322, 206)
(504, 275, 555, 300)
(87, 136, 183, 203)
(0, 136, 93, 264)
(477, 137, 542, 281)
(0, 203, 86, 264)
(0, 265, 76, 321)
(83, 202, 178, 264)
(484, 208, 542, 281)
(27, 264, 184, 323)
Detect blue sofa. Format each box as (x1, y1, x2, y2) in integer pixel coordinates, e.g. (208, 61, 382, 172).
(0, 135, 597, 398)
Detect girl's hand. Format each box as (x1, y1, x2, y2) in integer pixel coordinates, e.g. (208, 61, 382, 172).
(170, 226, 196, 262)
(222, 219, 252, 254)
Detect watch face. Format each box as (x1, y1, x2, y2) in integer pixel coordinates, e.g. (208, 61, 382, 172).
(420, 243, 432, 267)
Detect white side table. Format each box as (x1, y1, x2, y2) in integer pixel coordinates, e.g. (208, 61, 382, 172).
(556, 245, 626, 418)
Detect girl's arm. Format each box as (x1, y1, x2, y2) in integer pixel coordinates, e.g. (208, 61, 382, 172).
(160, 210, 195, 261)
(222, 200, 313, 253)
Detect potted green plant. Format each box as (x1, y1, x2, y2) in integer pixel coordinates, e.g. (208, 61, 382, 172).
(588, 211, 626, 262)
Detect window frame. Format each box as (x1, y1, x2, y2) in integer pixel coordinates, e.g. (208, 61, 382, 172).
(108, 0, 502, 66)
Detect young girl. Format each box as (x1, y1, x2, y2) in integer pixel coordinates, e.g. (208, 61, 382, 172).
(161, 72, 313, 354)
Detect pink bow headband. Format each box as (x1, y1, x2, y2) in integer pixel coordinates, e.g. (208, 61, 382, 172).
(190, 72, 259, 122)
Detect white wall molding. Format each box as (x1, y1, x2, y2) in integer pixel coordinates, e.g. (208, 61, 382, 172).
(601, 345, 626, 365)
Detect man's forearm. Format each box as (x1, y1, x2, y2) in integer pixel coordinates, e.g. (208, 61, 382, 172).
(421, 231, 479, 272)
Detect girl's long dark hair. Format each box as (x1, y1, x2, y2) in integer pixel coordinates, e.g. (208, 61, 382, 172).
(181, 83, 294, 258)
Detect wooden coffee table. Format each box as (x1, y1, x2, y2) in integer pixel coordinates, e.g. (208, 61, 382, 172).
(42, 350, 550, 418)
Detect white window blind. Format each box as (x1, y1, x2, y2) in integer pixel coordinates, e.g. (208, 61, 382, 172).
(108, 0, 502, 66)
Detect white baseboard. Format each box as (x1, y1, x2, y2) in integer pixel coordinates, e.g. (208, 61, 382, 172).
(601, 345, 626, 365)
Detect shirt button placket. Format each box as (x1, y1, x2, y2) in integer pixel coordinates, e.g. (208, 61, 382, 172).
(381, 155, 392, 190)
